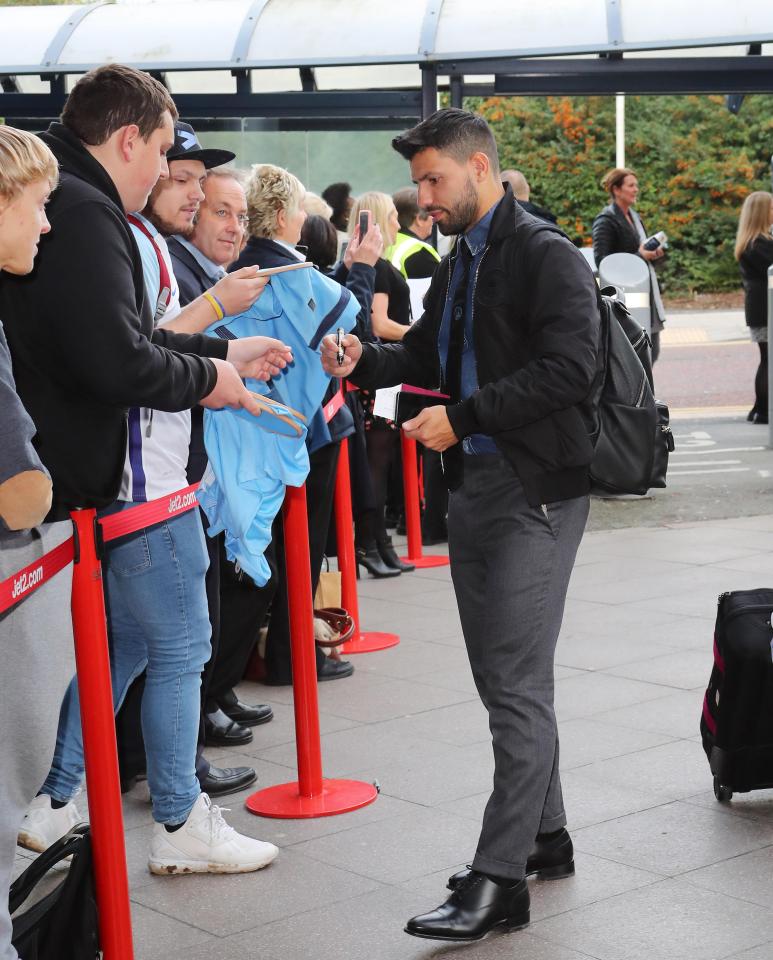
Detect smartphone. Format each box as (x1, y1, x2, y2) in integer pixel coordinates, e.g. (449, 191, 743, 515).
(359, 210, 370, 239)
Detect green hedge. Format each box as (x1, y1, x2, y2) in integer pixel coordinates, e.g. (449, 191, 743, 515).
(468, 94, 773, 294)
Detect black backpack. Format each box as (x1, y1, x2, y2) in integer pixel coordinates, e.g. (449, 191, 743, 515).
(513, 219, 674, 496)
(10, 824, 100, 960)
(589, 288, 674, 496)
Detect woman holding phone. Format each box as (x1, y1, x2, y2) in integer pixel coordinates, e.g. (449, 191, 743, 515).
(348, 192, 415, 577)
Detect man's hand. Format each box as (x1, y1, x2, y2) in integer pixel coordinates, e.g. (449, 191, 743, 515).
(211, 266, 269, 317)
(403, 406, 459, 452)
(199, 357, 265, 417)
(343, 224, 384, 270)
(320, 332, 363, 377)
(226, 336, 293, 381)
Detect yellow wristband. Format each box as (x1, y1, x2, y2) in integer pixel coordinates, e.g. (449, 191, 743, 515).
(203, 292, 225, 321)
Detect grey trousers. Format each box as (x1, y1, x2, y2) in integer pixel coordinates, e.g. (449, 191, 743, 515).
(448, 455, 588, 880)
(0, 522, 74, 960)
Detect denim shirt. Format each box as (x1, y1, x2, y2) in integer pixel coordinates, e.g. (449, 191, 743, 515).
(438, 199, 502, 455)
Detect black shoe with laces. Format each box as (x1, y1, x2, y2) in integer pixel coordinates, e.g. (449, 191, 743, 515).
(447, 828, 574, 890)
(405, 871, 529, 942)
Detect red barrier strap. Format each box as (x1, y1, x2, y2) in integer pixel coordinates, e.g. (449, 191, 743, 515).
(0, 535, 74, 614)
(323, 388, 345, 424)
(99, 484, 200, 543)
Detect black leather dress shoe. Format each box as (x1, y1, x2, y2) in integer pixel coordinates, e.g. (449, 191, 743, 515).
(204, 707, 253, 747)
(218, 690, 273, 727)
(447, 828, 574, 890)
(405, 872, 529, 942)
(200, 764, 257, 797)
(317, 657, 354, 681)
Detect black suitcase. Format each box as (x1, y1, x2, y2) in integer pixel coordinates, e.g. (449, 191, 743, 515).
(701, 588, 773, 802)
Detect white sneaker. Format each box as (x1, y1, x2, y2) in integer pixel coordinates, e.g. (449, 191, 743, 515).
(18, 794, 82, 853)
(148, 793, 279, 876)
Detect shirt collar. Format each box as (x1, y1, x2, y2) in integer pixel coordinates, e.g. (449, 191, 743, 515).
(172, 234, 226, 282)
(463, 199, 501, 257)
(275, 239, 306, 261)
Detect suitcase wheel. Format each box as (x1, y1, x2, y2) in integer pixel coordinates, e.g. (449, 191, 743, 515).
(713, 776, 733, 803)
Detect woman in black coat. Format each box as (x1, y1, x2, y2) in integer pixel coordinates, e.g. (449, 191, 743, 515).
(592, 167, 667, 362)
(735, 191, 773, 424)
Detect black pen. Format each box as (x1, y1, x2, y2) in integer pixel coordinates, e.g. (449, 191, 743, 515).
(336, 327, 345, 366)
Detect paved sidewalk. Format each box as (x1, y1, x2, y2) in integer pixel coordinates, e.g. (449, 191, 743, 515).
(19, 506, 771, 960)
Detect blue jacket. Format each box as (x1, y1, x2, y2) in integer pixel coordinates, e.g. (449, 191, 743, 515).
(198, 261, 358, 584)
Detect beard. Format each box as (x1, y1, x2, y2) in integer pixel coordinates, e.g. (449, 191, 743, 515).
(142, 204, 195, 239)
(436, 176, 479, 236)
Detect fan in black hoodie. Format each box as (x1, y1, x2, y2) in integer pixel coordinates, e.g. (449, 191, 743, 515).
(0, 121, 235, 520)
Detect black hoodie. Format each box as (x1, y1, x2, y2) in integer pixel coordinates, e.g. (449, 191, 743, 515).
(0, 123, 228, 521)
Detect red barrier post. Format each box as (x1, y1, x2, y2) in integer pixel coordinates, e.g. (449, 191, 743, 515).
(246, 483, 378, 817)
(70, 509, 134, 960)
(400, 432, 449, 569)
(334, 438, 399, 655)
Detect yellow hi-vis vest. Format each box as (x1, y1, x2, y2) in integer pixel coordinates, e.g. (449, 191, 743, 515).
(386, 231, 441, 278)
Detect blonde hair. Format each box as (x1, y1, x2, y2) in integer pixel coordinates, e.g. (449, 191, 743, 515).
(303, 191, 333, 219)
(0, 126, 58, 201)
(735, 191, 773, 260)
(244, 163, 304, 239)
(348, 191, 394, 243)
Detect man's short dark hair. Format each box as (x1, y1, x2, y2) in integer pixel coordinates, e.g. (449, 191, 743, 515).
(61, 63, 178, 146)
(392, 187, 421, 232)
(392, 108, 499, 174)
(300, 214, 338, 271)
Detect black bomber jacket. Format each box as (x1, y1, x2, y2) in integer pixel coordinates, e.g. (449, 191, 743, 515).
(350, 186, 601, 506)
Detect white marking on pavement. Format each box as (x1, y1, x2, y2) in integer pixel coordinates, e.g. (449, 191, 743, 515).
(670, 460, 741, 467)
(759, 470, 771, 478)
(671, 446, 764, 456)
(669, 467, 749, 476)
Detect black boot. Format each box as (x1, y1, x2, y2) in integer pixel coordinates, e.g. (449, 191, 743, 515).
(448, 827, 574, 890)
(405, 872, 529, 942)
(377, 537, 415, 573)
(355, 545, 401, 579)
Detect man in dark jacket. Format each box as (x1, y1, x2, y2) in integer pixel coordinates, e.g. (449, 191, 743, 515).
(322, 108, 600, 942)
(5, 64, 279, 877)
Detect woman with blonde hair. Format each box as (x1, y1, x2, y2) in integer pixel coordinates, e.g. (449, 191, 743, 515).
(347, 191, 415, 577)
(735, 191, 773, 423)
(0, 125, 66, 960)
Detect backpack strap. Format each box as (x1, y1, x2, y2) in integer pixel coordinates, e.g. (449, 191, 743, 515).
(127, 214, 172, 322)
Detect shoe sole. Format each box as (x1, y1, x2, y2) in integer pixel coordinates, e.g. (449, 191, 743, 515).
(404, 913, 530, 942)
(220, 712, 273, 728)
(148, 851, 278, 876)
(17, 832, 49, 854)
(204, 734, 254, 747)
(205, 773, 258, 798)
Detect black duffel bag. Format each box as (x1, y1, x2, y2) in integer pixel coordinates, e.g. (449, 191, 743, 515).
(10, 824, 100, 960)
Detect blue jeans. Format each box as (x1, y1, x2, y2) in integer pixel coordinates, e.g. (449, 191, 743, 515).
(43, 505, 211, 825)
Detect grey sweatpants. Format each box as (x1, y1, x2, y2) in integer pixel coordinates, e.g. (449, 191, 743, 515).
(448, 455, 588, 881)
(0, 521, 74, 960)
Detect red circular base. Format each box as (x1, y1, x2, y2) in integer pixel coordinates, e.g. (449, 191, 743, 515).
(245, 778, 378, 819)
(340, 631, 400, 654)
(402, 554, 450, 568)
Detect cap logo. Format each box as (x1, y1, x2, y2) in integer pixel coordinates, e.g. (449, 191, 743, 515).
(179, 129, 197, 151)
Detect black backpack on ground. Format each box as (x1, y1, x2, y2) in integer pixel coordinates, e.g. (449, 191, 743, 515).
(10, 824, 100, 960)
(589, 288, 674, 496)
(701, 588, 773, 802)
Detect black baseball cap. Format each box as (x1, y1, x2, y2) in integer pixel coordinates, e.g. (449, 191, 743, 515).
(166, 121, 235, 169)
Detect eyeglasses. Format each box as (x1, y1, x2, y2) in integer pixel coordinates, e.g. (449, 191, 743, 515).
(213, 208, 249, 226)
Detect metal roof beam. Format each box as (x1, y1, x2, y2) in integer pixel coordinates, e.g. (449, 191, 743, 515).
(0, 89, 423, 122)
